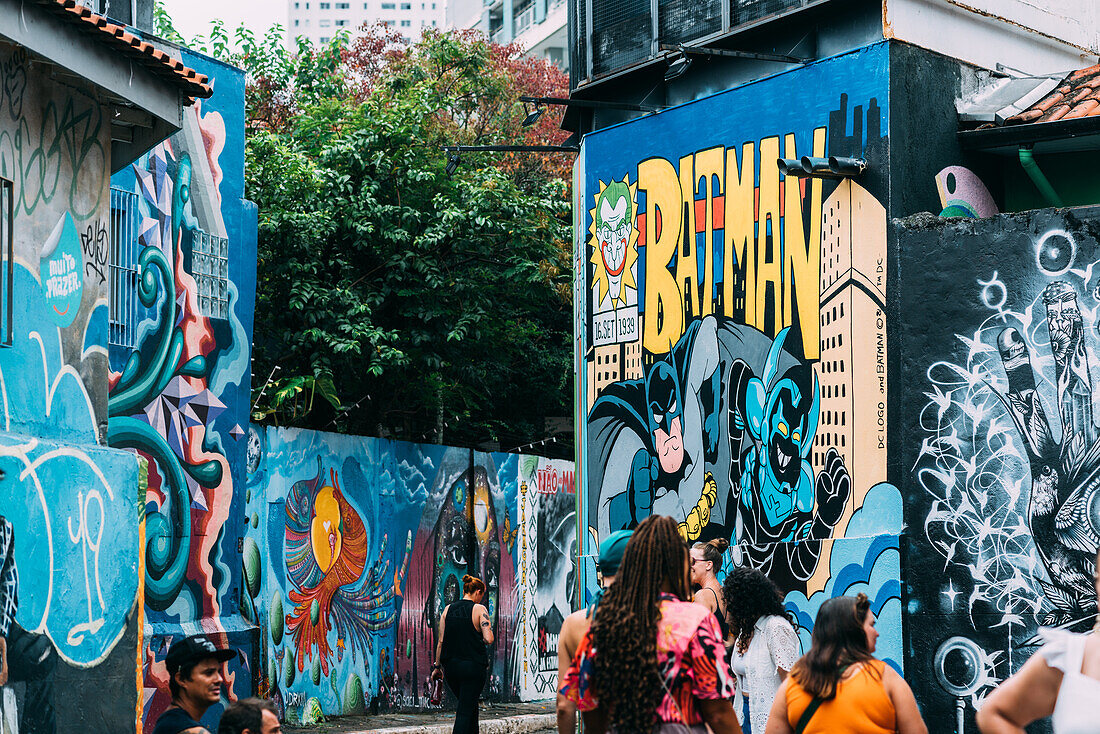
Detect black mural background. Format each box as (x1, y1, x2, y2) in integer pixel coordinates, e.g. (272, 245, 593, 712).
(899, 208, 1100, 734)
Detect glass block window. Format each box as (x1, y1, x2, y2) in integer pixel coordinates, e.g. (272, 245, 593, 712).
(109, 187, 139, 350)
(192, 230, 229, 320)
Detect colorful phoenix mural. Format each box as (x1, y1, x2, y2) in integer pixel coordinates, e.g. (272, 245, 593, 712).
(284, 459, 411, 676)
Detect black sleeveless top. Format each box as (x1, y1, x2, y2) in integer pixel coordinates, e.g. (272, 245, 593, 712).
(705, 587, 730, 640)
(441, 598, 487, 667)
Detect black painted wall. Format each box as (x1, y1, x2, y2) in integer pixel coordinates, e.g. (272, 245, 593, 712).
(897, 207, 1100, 733)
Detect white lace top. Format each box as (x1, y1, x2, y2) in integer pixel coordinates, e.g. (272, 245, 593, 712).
(1038, 628, 1100, 734)
(730, 615, 801, 734)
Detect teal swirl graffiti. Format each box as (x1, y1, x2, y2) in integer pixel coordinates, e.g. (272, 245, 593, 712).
(108, 241, 222, 610)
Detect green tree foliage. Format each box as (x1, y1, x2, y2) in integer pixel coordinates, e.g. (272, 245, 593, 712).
(177, 18, 575, 449)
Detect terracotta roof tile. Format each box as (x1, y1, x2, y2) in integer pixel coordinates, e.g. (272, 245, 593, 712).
(32, 0, 212, 104)
(1006, 61, 1100, 126)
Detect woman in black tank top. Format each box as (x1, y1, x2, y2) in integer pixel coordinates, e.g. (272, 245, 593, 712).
(431, 574, 493, 734)
(691, 538, 731, 640)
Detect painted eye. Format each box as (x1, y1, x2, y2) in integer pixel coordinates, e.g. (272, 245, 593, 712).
(652, 413, 662, 426)
(777, 422, 788, 437)
(792, 431, 800, 443)
(668, 401, 677, 414)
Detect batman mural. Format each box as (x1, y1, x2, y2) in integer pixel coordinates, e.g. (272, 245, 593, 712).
(588, 316, 852, 591)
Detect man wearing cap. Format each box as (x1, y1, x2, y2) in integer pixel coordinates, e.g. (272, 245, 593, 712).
(555, 529, 632, 734)
(153, 634, 236, 734)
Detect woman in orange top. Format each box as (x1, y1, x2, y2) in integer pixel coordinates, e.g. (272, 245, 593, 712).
(763, 593, 927, 734)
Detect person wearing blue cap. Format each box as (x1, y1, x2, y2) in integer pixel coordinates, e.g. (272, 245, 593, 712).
(555, 529, 632, 734)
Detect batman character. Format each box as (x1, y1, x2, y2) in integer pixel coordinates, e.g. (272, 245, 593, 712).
(588, 317, 724, 540)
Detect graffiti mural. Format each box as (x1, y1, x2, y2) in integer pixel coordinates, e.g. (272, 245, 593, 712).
(106, 48, 257, 732)
(245, 426, 573, 720)
(904, 210, 1100, 733)
(0, 41, 144, 734)
(517, 457, 576, 699)
(576, 41, 902, 657)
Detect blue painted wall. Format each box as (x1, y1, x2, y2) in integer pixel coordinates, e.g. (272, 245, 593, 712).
(107, 42, 258, 733)
(244, 426, 575, 720)
(574, 41, 903, 676)
(0, 43, 143, 734)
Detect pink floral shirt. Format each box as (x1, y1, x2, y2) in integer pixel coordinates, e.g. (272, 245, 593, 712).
(561, 594, 736, 725)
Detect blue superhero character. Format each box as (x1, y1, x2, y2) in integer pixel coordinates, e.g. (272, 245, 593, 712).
(729, 327, 851, 588)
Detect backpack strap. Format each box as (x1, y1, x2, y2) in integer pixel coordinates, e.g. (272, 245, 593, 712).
(793, 665, 849, 734)
(793, 697, 824, 734)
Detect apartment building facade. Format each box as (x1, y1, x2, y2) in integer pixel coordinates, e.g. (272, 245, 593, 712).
(447, 0, 568, 71)
(287, 0, 444, 45)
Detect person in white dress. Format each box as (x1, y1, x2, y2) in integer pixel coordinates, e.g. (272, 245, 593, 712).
(723, 567, 801, 734)
(977, 548, 1100, 734)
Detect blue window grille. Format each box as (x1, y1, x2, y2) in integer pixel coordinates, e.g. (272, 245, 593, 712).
(109, 187, 140, 350)
(0, 177, 11, 347)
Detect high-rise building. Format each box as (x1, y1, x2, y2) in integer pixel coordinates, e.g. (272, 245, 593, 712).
(446, 0, 568, 71)
(813, 179, 887, 504)
(286, 0, 445, 46)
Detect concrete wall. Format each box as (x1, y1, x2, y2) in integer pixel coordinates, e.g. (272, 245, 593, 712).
(0, 43, 144, 734)
(574, 41, 904, 671)
(106, 44, 259, 733)
(898, 207, 1100, 734)
(884, 0, 1099, 74)
(244, 426, 576, 722)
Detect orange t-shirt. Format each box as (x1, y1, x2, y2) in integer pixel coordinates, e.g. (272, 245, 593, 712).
(785, 660, 896, 734)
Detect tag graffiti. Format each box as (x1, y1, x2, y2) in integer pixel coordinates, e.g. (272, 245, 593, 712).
(536, 465, 574, 495)
(47, 252, 79, 298)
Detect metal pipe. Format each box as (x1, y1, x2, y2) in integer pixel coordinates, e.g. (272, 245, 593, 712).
(1018, 147, 1063, 208)
(659, 43, 811, 64)
(829, 156, 867, 176)
(777, 158, 809, 177)
(800, 156, 835, 177)
(519, 96, 664, 113)
(444, 144, 580, 153)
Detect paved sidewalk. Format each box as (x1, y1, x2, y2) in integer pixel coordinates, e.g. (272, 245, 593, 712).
(284, 700, 556, 734)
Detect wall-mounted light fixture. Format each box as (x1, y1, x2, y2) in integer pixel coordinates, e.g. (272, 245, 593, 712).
(777, 158, 809, 177)
(519, 96, 665, 117)
(445, 150, 462, 177)
(660, 43, 812, 67)
(442, 144, 581, 176)
(521, 100, 546, 127)
(664, 51, 692, 81)
(776, 156, 867, 179)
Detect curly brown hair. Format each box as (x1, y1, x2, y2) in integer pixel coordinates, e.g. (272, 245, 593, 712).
(589, 516, 692, 733)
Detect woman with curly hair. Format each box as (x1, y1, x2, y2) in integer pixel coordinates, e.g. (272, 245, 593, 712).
(723, 567, 800, 734)
(561, 515, 741, 733)
(764, 593, 926, 734)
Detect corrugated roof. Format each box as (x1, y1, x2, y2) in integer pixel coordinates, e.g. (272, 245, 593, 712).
(33, 0, 213, 104)
(1005, 62, 1100, 125)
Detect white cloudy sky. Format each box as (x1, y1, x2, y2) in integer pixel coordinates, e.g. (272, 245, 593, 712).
(159, 0, 288, 43)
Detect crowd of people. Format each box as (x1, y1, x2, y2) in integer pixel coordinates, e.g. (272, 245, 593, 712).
(153, 515, 1100, 734)
(548, 515, 1100, 734)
